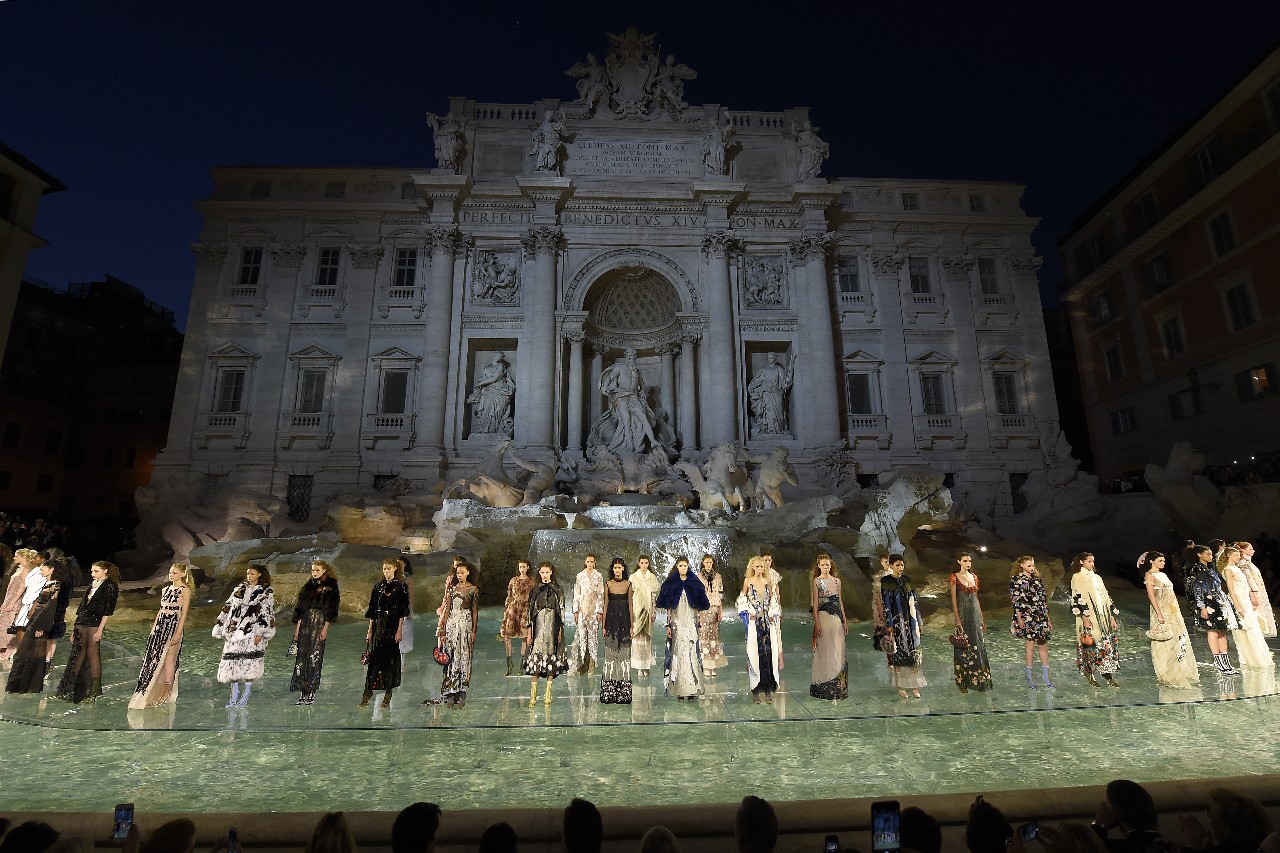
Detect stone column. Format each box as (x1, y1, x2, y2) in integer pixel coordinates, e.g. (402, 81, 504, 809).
(789, 233, 842, 445)
(677, 333, 700, 451)
(517, 226, 565, 450)
(657, 343, 676, 419)
(420, 226, 464, 451)
(699, 231, 743, 447)
(588, 344, 604, 424)
(565, 330, 585, 453)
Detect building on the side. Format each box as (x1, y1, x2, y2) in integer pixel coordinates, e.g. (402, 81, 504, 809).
(0, 142, 65, 371)
(1058, 44, 1280, 479)
(0, 276, 182, 517)
(149, 31, 1061, 527)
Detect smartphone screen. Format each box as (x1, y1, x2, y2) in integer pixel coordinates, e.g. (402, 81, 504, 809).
(872, 800, 901, 853)
(824, 834, 840, 853)
(113, 803, 134, 840)
(1019, 821, 1039, 843)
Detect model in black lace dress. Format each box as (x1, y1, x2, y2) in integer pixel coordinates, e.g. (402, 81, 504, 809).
(599, 558, 635, 704)
(55, 560, 120, 703)
(360, 559, 409, 709)
(290, 560, 341, 705)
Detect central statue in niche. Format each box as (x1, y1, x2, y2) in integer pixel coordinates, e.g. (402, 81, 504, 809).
(587, 348, 676, 454)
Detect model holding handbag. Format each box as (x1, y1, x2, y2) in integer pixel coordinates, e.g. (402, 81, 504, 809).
(1070, 552, 1120, 687)
(434, 560, 478, 707)
(1141, 551, 1199, 689)
(949, 553, 992, 693)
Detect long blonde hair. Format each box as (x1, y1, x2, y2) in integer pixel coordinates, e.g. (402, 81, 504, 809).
(1217, 546, 1241, 570)
(1010, 555, 1037, 578)
(170, 562, 196, 589)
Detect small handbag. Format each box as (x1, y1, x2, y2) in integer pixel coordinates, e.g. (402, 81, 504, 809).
(287, 639, 299, 657)
(947, 627, 969, 649)
(1079, 628, 1096, 647)
(1146, 622, 1176, 642)
(433, 642, 452, 667)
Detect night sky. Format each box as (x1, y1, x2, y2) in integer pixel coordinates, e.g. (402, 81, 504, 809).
(4, 1, 1278, 330)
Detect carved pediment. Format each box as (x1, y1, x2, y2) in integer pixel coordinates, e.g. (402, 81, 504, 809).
(982, 349, 1027, 366)
(370, 346, 421, 363)
(909, 349, 957, 366)
(207, 342, 260, 361)
(842, 349, 884, 366)
(289, 344, 341, 363)
(229, 225, 275, 240)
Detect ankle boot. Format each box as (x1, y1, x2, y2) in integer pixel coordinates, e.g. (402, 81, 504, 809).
(88, 678, 102, 701)
(544, 680, 553, 704)
(226, 682, 241, 709)
(359, 688, 373, 708)
(1024, 666, 1037, 689)
(238, 682, 253, 707)
(505, 655, 513, 676)
(381, 690, 393, 708)
(529, 680, 539, 707)
(1102, 673, 1119, 688)
(1041, 666, 1054, 688)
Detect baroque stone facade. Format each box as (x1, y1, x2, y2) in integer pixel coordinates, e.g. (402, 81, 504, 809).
(149, 31, 1058, 525)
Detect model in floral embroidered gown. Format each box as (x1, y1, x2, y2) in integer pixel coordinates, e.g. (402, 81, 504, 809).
(212, 563, 276, 709)
(949, 553, 992, 693)
(524, 562, 568, 705)
(1140, 551, 1199, 689)
(1220, 546, 1273, 669)
(5, 559, 63, 695)
(361, 558, 409, 709)
(568, 554, 604, 676)
(1186, 545, 1238, 674)
(129, 563, 193, 709)
(437, 561, 479, 707)
(878, 555, 925, 698)
(629, 555, 660, 677)
(736, 555, 781, 703)
(658, 556, 710, 699)
(1009, 556, 1054, 689)
(290, 560, 340, 705)
(1235, 541, 1277, 637)
(499, 560, 534, 676)
(600, 557, 635, 704)
(696, 555, 728, 677)
(809, 551, 848, 700)
(1070, 552, 1121, 687)
(55, 560, 120, 703)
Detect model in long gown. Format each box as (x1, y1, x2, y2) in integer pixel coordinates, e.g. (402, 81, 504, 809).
(696, 558, 728, 676)
(438, 582, 478, 704)
(1239, 551, 1277, 637)
(55, 567, 119, 703)
(289, 568, 340, 703)
(0, 551, 38, 658)
(129, 579, 191, 709)
(1224, 561, 1274, 669)
(600, 587, 633, 704)
(810, 574, 848, 700)
(657, 561, 710, 699)
(363, 576, 409, 704)
(1070, 555, 1121, 685)
(5, 577, 59, 694)
(568, 560, 604, 676)
(950, 565, 992, 692)
(524, 581, 568, 677)
(1145, 569, 1199, 688)
(629, 558, 660, 675)
(737, 557, 781, 702)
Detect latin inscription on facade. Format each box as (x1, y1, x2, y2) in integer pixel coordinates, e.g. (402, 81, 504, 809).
(566, 139, 701, 177)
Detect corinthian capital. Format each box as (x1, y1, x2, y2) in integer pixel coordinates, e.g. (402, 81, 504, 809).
(787, 233, 834, 264)
(871, 252, 907, 275)
(269, 243, 307, 269)
(425, 226, 464, 257)
(701, 230, 743, 260)
(190, 242, 227, 268)
(563, 329, 586, 345)
(520, 226, 566, 259)
(347, 243, 384, 270)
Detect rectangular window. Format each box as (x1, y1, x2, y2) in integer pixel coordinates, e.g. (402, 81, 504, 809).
(846, 374, 874, 414)
(36, 474, 53, 494)
(315, 248, 341, 288)
(379, 369, 409, 414)
(393, 249, 418, 291)
(992, 372, 1019, 414)
(837, 259, 861, 294)
(901, 192, 919, 211)
(920, 373, 946, 414)
(249, 180, 272, 199)
(1209, 210, 1237, 257)
(238, 248, 263, 286)
(1236, 364, 1276, 402)
(978, 258, 999, 294)
(908, 257, 932, 294)
(215, 368, 246, 413)
(1168, 388, 1203, 420)
(1194, 137, 1226, 185)
(1133, 191, 1159, 234)
(323, 181, 346, 199)
(44, 429, 62, 454)
(1224, 282, 1257, 331)
(1142, 252, 1174, 296)
(1103, 342, 1125, 382)
(1110, 408, 1136, 435)
(1, 423, 21, 450)
(969, 194, 986, 213)
(297, 369, 328, 413)
(1159, 315, 1186, 358)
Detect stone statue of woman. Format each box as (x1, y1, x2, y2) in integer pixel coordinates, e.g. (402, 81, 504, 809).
(467, 353, 515, 437)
